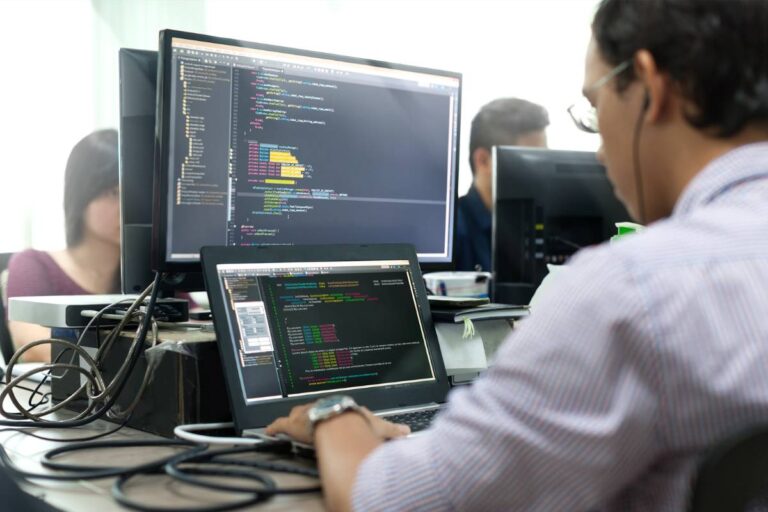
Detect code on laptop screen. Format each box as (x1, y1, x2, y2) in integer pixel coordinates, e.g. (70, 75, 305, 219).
(216, 260, 436, 402)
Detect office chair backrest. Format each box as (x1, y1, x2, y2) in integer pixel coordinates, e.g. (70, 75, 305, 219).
(689, 424, 768, 512)
(0, 252, 15, 365)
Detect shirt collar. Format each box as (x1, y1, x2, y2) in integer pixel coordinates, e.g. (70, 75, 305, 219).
(673, 142, 768, 217)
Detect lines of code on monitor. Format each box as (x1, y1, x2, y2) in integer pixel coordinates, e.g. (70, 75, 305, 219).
(227, 64, 451, 251)
(218, 263, 435, 402)
(263, 272, 433, 395)
(163, 36, 460, 264)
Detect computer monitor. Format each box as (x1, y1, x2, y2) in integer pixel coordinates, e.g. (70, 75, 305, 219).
(492, 147, 631, 305)
(118, 48, 158, 294)
(153, 30, 462, 274)
(119, 48, 205, 294)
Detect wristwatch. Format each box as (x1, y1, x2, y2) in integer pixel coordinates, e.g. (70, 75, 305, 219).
(308, 395, 363, 430)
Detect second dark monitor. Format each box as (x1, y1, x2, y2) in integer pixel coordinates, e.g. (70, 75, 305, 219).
(492, 147, 631, 305)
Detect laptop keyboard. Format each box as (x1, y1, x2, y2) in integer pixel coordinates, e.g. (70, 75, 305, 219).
(383, 408, 440, 433)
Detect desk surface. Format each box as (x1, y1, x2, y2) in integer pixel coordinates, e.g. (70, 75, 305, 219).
(1, 387, 324, 511)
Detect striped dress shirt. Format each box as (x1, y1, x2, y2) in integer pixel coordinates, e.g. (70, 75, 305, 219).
(352, 142, 768, 511)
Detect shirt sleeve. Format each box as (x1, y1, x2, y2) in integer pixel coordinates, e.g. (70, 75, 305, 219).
(352, 246, 663, 511)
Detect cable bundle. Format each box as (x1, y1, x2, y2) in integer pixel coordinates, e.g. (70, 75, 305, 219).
(0, 272, 161, 431)
(0, 438, 319, 512)
(0, 272, 321, 510)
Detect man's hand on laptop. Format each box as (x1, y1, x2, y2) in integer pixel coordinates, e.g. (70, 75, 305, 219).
(266, 402, 410, 445)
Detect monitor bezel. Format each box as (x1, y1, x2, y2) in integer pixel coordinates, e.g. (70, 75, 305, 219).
(153, 29, 461, 274)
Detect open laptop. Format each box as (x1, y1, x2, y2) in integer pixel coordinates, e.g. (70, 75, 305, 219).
(201, 244, 450, 438)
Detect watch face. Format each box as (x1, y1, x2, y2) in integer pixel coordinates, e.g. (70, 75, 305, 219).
(316, 395, 346, 409)
(309, 395, 356, 424)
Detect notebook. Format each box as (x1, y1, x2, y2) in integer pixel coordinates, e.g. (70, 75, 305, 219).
(430, 303, 530, 323)
(201, 244, 450, 437)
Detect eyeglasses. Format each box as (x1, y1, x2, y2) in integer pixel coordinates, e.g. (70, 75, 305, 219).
(567, 59, 632, 134)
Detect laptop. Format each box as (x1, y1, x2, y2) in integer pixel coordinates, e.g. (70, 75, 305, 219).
(201, 244, 450, 438)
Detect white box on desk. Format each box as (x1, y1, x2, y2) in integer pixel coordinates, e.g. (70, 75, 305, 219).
(435, 319, 514, 377)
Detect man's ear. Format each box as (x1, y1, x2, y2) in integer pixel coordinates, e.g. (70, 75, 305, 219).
(472, 147, 492, 178)
(634, 49, 670, 123)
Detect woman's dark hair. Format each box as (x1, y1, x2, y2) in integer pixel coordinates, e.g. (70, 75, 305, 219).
(592, 0, 768, 137)
(469, 98, 549, 175)
(63, 129, 119, 247)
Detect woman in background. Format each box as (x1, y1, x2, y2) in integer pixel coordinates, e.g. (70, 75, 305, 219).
(6, 129, 120, 362)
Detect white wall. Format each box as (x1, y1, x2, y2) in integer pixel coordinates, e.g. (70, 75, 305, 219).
(203, 0, 601, 192)
(0, 0, 94, 252)
(0, 0, 601, 253)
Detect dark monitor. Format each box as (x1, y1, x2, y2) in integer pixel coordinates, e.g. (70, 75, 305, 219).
(118, 48, 157, 294)
(492, 147, 631, 305)
(118, 48, 204, 293)
(153, 30, 462, 274)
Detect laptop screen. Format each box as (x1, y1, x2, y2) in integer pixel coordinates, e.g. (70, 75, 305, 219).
(214, 259, 437, 404)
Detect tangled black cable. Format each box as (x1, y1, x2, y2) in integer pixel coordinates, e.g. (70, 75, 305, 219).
(0, 270, 321, 511)
(163, 444, 320, 493)
(113, 443, 320, 512)
(0, 439, 202, 482)
(41, 439, 205, 476)
(0, 272, 162, 429)
(2, 437, 321, 512)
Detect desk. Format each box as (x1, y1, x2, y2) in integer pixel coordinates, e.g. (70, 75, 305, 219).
(1, 387, 324, 511)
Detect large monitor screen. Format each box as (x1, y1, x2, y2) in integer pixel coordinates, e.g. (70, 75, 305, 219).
(154, 30, 461, 272)
(492, 147, 631, 305)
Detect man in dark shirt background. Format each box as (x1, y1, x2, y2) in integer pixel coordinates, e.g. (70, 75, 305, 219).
(455, 98, 549, 271)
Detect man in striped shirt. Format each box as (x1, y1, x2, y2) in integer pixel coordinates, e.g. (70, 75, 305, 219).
(267, 0, 768, 510)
